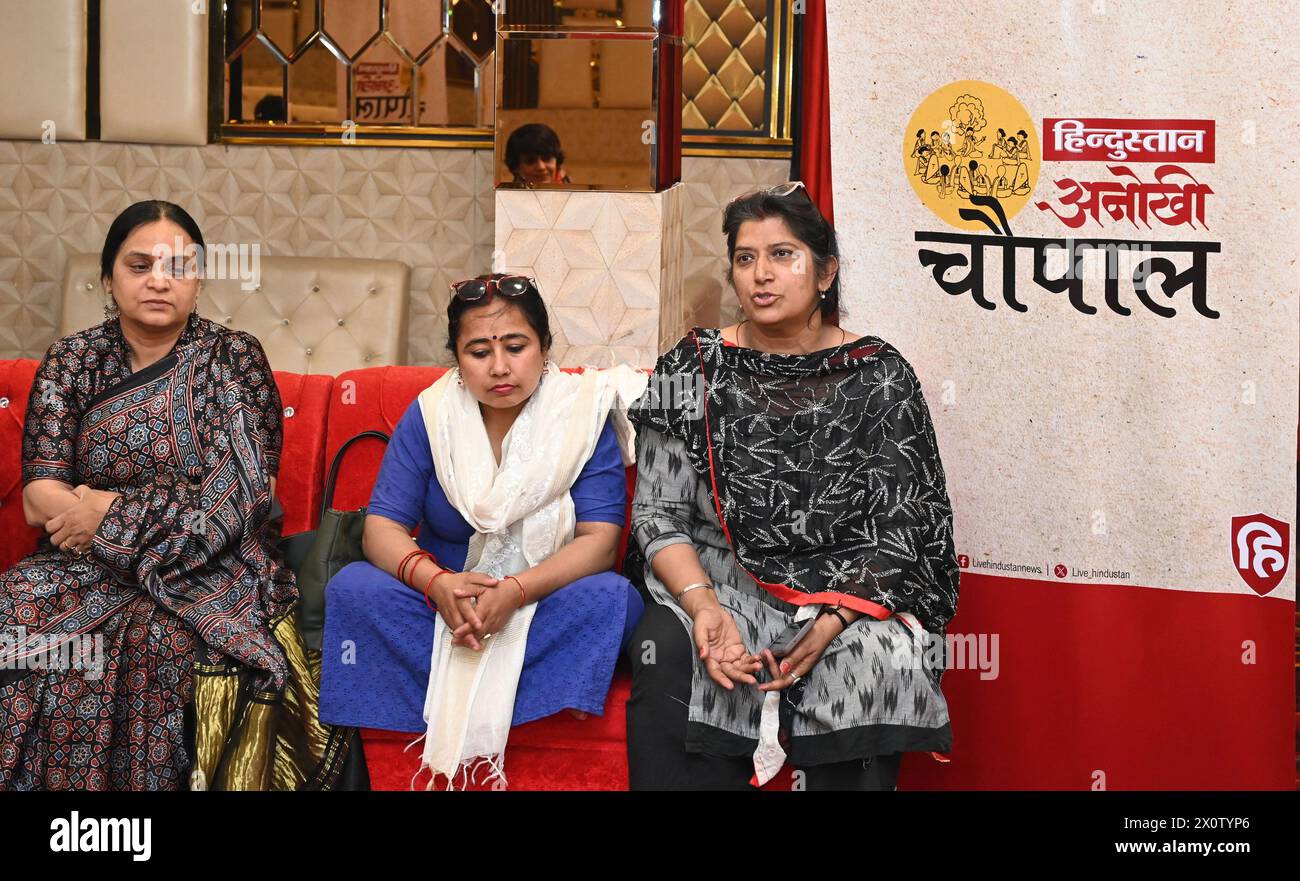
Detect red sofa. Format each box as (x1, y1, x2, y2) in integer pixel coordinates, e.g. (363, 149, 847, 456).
(12, 359, 1293, 790)
(0, 359, 797, 790)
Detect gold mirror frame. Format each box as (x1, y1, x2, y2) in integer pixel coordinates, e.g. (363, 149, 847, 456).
(216, 0, 794, 157)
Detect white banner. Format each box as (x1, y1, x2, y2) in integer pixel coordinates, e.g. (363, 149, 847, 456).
(827, 0, 1297, 599)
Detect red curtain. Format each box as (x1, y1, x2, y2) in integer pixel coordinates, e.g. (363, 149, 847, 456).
(793, 0, 834, 225)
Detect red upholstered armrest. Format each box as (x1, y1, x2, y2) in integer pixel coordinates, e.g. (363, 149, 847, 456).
(272, 371, 334, 536)
(0, 359, 45, 572)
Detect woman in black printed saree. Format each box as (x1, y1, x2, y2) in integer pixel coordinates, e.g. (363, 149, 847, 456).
(0, 201, 353, 790)
(625, 183, 959, 790)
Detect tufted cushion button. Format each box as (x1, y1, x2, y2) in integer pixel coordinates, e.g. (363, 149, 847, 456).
(336, 318, 345, 326)
(364, 354, 373, 362)
(255, 283, 262, 291)
(311, 285, 320, 293)
(0, 397, 8, 408)
(283, 406, 295, 418)
(368, 286, 377, 294)
(84, 282, 94, 290)
(224, 316, 232, 324)
(282, 318, 290, 325)
(305, 347, 313, 356)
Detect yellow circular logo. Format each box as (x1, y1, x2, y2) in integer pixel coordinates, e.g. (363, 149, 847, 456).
(903, 80, 1038, 230)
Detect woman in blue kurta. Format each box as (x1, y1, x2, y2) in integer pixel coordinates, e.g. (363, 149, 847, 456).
(319, 275, 644, 753)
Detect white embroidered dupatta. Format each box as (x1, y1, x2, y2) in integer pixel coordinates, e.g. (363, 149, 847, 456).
(412, 362, 645, 789)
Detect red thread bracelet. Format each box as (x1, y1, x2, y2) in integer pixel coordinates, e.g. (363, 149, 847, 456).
(423, 567, 453, 612)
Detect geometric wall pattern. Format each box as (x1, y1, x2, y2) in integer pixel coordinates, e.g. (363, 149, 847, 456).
(495, 185, 685, 370)
(678, 154, 789, 328)
(0, 139, 786, 365)
(0, 139, 494, 365)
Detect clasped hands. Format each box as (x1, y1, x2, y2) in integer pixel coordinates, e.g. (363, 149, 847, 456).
(422, 566, 520, 652)
(45, 485, 118, 556)
(690, 600, 843, 693)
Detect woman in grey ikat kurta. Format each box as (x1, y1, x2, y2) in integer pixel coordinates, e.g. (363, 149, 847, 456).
(624, 183, 959, 791)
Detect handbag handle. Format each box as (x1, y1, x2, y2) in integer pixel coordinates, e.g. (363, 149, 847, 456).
(320, 430, 390, 520)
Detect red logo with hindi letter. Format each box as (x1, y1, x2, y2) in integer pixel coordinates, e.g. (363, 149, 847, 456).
(1231, 513, 1290, 596)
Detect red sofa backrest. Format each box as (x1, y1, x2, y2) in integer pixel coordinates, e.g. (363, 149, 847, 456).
(0, 360, 45, 573)
(1, 360, 638, 571)
(323, 366, 636, 566)
(0, 359, 329, 563)
(323, 367, 446, 512)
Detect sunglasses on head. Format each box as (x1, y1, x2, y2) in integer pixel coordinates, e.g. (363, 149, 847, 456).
(738, 180, 809, 200)
(449, 275, 536, 302)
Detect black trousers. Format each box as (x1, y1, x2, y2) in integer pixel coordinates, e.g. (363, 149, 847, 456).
(625, 604, 902, 791)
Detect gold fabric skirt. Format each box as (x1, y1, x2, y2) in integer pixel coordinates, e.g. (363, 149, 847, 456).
(190, 614, 356, 791)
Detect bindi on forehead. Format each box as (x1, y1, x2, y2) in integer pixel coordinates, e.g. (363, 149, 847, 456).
(458, 305, 535, 348)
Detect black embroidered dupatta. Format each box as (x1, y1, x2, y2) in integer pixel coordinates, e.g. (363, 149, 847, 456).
(629, 328, 959, 631)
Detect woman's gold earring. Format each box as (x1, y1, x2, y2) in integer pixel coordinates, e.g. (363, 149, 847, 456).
(454, 368, 464, 387)
(104, 293, 119, 320)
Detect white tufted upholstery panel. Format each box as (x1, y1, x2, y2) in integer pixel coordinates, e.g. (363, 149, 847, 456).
(61, 253, 411, 374)
(0, 0, 87, 141)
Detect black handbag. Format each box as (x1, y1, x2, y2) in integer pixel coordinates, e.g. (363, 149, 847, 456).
(279, 430, 390, 652)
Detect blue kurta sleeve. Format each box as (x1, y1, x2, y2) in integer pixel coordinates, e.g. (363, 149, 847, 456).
(570, 418, 626, 526)
(366, 401, 434, 529)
